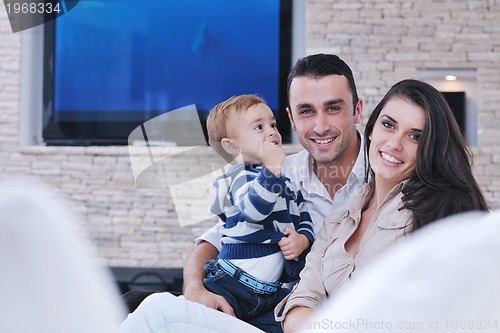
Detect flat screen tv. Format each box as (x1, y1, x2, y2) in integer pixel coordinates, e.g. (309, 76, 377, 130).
(42, 0, 293, 145)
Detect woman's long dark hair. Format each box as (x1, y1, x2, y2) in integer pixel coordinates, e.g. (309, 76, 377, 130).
(364, 79, 488, 230)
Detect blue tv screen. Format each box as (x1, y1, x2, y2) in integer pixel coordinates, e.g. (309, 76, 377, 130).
(43, 0, 292, 145)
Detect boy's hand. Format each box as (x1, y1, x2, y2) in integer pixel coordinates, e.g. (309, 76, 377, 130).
(278, 227, 310, 260)
(260, 141, 285, 176)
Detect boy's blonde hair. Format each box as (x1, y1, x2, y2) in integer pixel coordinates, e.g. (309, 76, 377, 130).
(207, 94, 266, 162)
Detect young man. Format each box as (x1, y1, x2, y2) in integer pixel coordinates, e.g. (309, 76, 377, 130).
(118, 54, 365, 332)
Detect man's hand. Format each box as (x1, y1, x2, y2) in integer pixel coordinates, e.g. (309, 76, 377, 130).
(278, 228, 310, 260)
(183, 284, 235, 316)
(182, 241, 235, 316)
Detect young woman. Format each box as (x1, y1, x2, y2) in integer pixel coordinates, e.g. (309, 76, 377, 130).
(279, 79, 488, 332)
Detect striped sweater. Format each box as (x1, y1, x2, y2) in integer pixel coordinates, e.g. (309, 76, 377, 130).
(210, 162, 314, 280)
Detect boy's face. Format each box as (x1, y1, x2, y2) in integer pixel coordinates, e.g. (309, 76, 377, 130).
(224, 103, 282, 163)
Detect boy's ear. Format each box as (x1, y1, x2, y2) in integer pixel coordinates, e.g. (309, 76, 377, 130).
(221, 138, 240, 155)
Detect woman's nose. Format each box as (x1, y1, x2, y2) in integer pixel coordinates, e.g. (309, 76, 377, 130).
(386, 135, 403, 150)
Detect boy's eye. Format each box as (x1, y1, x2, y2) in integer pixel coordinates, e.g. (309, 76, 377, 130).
(254, 124, 263, 130)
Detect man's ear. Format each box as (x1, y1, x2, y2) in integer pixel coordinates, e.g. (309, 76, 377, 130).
(354, 99, 363, 125)
(221, 138, 240, 155)
(286, 107, 296, 131)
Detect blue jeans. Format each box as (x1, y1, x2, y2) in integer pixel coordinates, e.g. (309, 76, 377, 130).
(203, 259, 290, 333)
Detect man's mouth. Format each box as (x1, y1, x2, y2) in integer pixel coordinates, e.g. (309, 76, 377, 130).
(380, 152, 403, 164)
(312, 137, 334, 145)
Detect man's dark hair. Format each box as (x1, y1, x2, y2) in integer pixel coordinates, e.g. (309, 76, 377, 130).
(287, 54, 359, 112)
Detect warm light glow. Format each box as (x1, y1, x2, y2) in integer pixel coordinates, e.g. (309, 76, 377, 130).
(445, 75, 458, 81)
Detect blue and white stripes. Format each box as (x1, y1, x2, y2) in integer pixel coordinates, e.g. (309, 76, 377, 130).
(210, 162, 314, 279)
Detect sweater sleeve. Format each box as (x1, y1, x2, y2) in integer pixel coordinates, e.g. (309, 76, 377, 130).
(282, 254, 306, 281)
(294, 190, 315, 246)
(228, 165, 288, 223)
(281, 189, 314, 280)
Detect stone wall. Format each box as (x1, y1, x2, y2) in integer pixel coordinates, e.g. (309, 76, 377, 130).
(0, 1, 498, 269)
(306, 0, 500, 206)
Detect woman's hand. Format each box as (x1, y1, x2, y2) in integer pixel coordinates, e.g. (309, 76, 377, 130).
(283, 306, 314, 333)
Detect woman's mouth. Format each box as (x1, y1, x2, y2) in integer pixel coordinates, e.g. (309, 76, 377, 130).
(380, 152, 403, 164)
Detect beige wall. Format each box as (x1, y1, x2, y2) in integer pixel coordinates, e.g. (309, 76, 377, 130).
(0, 0, 499, 269)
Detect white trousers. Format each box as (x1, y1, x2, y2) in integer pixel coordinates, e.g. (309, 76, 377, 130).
(118, 292, 264, 333)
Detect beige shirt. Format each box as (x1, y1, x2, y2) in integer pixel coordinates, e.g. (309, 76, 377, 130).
(276, 182, 413, 320)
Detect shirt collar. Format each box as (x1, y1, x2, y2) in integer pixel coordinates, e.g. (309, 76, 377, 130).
(349, 131, 367, 184)
(340, 179, 408, 223)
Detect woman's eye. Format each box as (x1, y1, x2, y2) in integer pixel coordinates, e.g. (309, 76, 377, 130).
(409, 133, 421, 141)
(382, 121, 394, 129)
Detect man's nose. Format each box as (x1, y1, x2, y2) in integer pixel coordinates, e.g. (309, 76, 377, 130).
(313, 112, 329, 134)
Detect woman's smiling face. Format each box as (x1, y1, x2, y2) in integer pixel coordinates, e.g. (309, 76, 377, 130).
(368, 96, 426, 188)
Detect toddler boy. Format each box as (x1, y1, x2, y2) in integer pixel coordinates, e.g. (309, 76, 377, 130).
(203, 94, 314, 330)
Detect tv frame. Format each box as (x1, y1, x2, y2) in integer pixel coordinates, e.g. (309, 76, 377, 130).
(41, 1, 294, 146)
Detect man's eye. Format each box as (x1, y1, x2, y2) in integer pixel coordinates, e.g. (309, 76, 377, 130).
(300, 109, 313, 115)
(327, 106, 340, 112)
